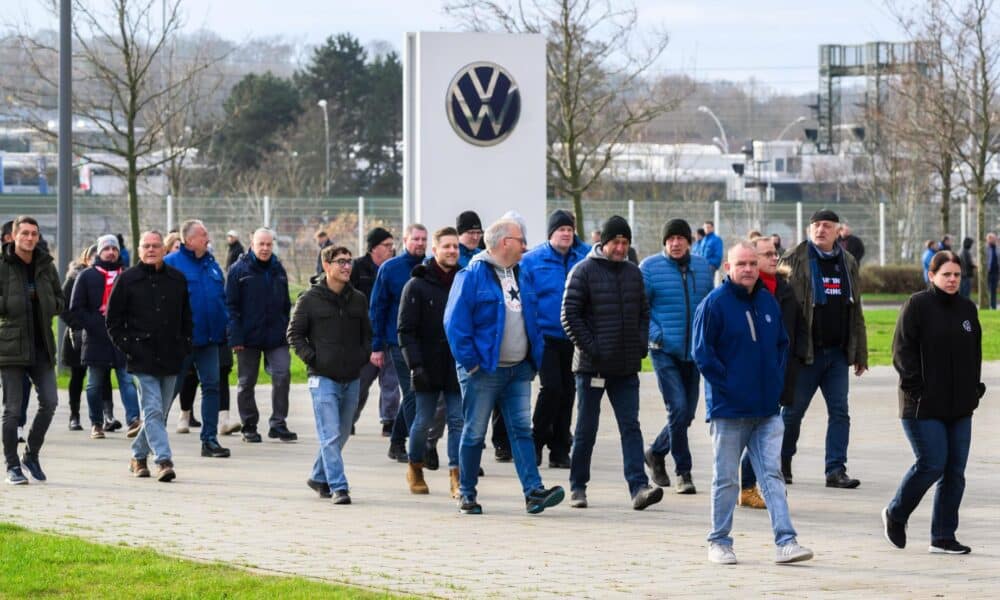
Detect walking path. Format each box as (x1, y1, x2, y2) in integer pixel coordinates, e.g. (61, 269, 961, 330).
(2, 365, 998, 598)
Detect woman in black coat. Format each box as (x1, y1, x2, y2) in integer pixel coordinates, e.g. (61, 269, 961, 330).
(883, 251, 984, 554)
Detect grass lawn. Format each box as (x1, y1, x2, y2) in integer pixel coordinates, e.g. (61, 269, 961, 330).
(0, 523, 397, 599)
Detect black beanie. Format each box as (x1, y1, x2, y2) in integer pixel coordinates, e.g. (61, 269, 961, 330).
(662, 219, 692, 245)
(810, 208, 840, 224)
(600, 216, 632, 245)
(547, 209, 575, 239)
(456, 211, 483, 234)
(366, 227, 393, 252)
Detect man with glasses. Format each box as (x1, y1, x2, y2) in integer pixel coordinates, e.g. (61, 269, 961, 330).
(456, 211, 483, 268)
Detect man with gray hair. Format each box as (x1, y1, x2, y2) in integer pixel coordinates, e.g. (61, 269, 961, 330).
(226, 228, 296, 443)
(445, 218, 564, 515)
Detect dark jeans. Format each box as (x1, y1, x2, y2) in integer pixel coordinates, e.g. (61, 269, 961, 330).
(781, 346, 851, 476)
(173, 345, 221, 443)
(888, 416, 972, 543)
(989, 271, 998, 309)
(236, 346, 291, 430)
(2, 361, 59, 469)
(86, 366, 140, 427)
(179, 352, 231, 413)
(389, 345, 416, 444)
(649, 351, 700, 475)
(531, 336, 575, 458)
(570, 373, 649, 497)
(17, 374, 29, 427)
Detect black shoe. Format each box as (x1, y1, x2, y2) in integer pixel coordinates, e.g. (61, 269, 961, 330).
(20, 454, 46, 482)
(387, 441, 407, 462)
(268, 425, 298, 442)
(68, 416, 83, 431)
(494, 447, 512, 463)
(534, 445, 542, 467)
(632, 485, 664, 510)
(781, 457, 793, 484)
(104, 418, 123, 432)
(826, 470, 860, 489)
(189, 416, 202, 428)
(381, 421, 393, 437)
(548, 454, 571, 469)
(929, 539, 971, 554)
(525, 485, 565, 514)
(425, 446, 440, 471)
(201, 440, 231, 458)
(5, 466, 28, 485)
(350, 425, 356, 436)
(332, 489, 352, 505)
(478, 466, 485, 477)
(644, 448, 671, 487)
(459, 495, 482, 514)
(882, 507, 906, 549)
(307, 479, 332, 499)
(242, 429, 262, 443)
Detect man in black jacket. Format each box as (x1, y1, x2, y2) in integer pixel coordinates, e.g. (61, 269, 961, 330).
(225, 230, 244, 272)
(562, 216, 662, 511)
(838, 224, 865, 265)
(106, 230, 193, 483)
(287, 245, 373, 505)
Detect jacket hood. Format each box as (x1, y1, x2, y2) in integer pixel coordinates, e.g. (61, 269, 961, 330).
(308, 276, 357, 302)
(723, 276, 765, 299)
(178, 244, 214, 263)
(94, 257, 124, 270)
(470, 249, 517, 273)
(2, 241, 54, 267)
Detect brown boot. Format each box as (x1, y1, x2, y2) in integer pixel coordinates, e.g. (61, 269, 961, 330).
(407, 462, 429, 494)
(129, 457, 150, 478)
(157, 460, 176, 483)
(739, 486, 767, 509)
(449, 467, 460, 499)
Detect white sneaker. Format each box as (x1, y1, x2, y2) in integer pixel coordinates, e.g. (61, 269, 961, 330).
(176, 411, 190, 434)
(708, 543, 737, 565)
(17, 426, 25, 442)
(775, 541, 814, 564)
(218, 411, 242, 435)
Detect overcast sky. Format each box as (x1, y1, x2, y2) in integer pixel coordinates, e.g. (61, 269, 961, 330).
(9, 0, 911, 94)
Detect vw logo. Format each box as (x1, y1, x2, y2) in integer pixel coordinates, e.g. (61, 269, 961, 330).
(446, 61, 521, 146)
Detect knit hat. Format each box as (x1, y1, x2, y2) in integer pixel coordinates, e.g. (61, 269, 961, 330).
(600, 216, 632, 245)
(662, 218, 692, 245)
(810, 209, 840, 224)
(366, 227, 393, 252)
(96, 234, 119, 253)
(456, 210, 483, 234)
(547, 209, 576, 239)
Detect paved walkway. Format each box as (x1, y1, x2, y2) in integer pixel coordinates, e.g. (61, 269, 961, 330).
(2, 365, 998, 598)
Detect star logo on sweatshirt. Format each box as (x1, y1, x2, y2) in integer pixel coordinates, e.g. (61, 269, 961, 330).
(508, 287, 520, 302)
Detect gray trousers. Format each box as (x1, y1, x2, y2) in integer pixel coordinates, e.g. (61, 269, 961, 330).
(236, 346, 291, 430)
(354, 359, 401, 425)
(2, 361, 58, 469)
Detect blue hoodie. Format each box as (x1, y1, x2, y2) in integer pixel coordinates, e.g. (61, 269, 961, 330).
(693, 277, 788, 420)
(519, 237, 590, 339)
(369, 249, 424, 351)
(164, 244, 228, 347)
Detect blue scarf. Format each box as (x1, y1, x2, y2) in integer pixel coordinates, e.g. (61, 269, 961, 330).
(808, 242, 853, 306)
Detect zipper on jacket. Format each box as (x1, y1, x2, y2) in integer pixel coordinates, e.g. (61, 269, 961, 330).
(745, 310, 757, 342)
(682, 266, 691, 359)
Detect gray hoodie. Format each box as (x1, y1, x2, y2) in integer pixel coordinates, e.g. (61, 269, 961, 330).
(472, 250, 528, 367)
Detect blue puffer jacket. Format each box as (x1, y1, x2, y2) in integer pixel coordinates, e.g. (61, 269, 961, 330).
(458, 244, 481, 269)
(370, 249, 424, 351)
(640, 251, 713, 360)
(225, 251, 291, 350)
(694, 231, 724, 270)
(520, 237, 590, 339)
(164, 245, 228, 347)
(444, 252, 545, 374)
(693, 277, 789, 420)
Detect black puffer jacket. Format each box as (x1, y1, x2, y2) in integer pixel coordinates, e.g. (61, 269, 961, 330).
(561, 244, 650, 376)
(350, 253, 379, 303)
(59, 262, 87, 368)
(287, 276, 372, 383)
(397, 260, 459, 393)
(105, 262, 193, 376)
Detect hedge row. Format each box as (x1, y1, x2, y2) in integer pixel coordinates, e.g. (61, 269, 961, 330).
(858, 265, 927, 294)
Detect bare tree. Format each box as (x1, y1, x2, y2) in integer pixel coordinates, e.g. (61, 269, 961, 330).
(445, 0, 684, 236)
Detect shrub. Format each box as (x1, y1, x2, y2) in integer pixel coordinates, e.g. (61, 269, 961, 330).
(859, 265, 926, 294)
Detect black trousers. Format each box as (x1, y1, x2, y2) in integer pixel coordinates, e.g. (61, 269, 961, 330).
(531, 337, 575, 457)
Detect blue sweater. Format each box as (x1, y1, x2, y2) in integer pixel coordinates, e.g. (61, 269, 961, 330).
(693, 277, 789, 420)
(164, 245, 228, 347)
(225, 251, 291, 350)
(369, 250, 424, 351)
(694, 231, 724, 270)
(520, 237, 590, 339)
(640, 251, 713, 361)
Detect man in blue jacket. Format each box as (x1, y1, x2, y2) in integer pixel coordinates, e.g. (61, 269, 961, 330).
(226, 228, 295, 444)
(520, 209, 588, 468)
(693, 242, 812, 566)
(444, 218, 564, 515)
(164, 219, 231, 458)
(640, 219, 713, 494)
(456, 210, 483, 268)
(370, 224, 427, 461)
(692, 220, 723, 276)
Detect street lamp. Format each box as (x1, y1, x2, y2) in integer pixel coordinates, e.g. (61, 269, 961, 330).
(777, 116, 807, 141)
(697, 105, 729, 154)
(317, 99, 331, 197)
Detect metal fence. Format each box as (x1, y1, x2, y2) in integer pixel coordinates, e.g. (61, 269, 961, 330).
(0, 194, 993, 285)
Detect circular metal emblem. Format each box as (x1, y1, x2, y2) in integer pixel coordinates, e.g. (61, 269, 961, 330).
(446, 61, 521, 146)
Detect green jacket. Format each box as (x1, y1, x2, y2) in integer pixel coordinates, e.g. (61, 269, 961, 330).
(779, 241, 867, 367)
(0, 243, 65, 366)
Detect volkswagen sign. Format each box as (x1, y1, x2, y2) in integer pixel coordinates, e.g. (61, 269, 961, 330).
(446, 61, 521, 147)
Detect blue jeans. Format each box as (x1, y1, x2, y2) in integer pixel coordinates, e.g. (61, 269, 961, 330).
(409, 390, 463, 467)
(708, 415, 797, 547)
(174, 345, 221, 443)
(309, 376, 359, 492)
(131, 374, 177, 464)
(888, 416, 972, 543)
(781, 346, 851, 475)
(388, 345, 416, 444)
(87, 366, 139, 427)
(989, 272, 998, 309)
(457, 361, 542, 499)
(570, 373, 649, 497)
(649, 351, 700, 475)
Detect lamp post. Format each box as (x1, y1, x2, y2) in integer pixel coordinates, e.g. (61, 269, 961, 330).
(777, 116, 807, 141)
(697, 105, 729, 154)
(317, 99, 330, 197)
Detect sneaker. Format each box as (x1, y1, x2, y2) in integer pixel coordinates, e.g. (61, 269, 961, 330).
(332, 489, 352, 505)
(781, 457, 793, 484)
(425, 446, 440, 471)
(459, 495, 482, 514)
(90, 425, 105, 440)
(129, 458, 151, 478)
(68, 416, 83, 431)
(126, 419, 142, 439)
(201, 440, 231, 458)
(494, 446, 512, 463)
(632, 485, 664, 510)
(307, 479, 332, 499)
(220, 422, 242, 436)
(548, 453, 571, 469)
(5, 466, 28, 485)
(17, 427, 24, 443)
(381, 421, 393, 437)
(570, 489, 588, 508)
(929, 540, 971, 554)
(104, 418, 123, 433)
(644, 448, 671, 487)
(708, 543, 737, 565)
(387, 441, 408, 463)
(156, 460, 176, 482)
(739, 486, 767, 509)
(675, 472, 697, 494)
(775, 541, 814, 564)
(881, 507, 906, 549)
(825, 470, 860, 489)
(242, 429, 262, 443)
(268, 425, 298, 442)
(20, 454, 46, 482)
(525, 485, 565, 514)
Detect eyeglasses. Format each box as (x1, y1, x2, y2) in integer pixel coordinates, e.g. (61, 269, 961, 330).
(328, 258, 353, 267)
(378, 241, 394, 249)
(505, 236, 526, 245)
(465, 230, 484, 236)
(140, 243, 163, 249)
